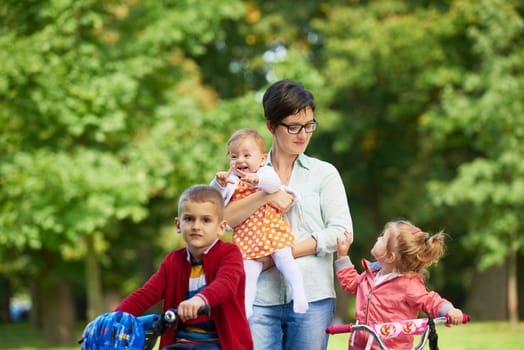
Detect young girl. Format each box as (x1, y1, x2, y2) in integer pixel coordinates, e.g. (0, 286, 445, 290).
(335, 220, 463, 350)
(211, 128, 308, 318)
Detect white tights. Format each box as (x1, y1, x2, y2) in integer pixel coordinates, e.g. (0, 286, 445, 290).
(243, 246, 308, 318)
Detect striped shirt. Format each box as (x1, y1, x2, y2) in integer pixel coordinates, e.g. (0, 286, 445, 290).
(176, 258, 218, 344)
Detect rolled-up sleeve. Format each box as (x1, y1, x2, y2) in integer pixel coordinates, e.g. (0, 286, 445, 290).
(257, 166, 282, 193)
(312, 164, 352, 256)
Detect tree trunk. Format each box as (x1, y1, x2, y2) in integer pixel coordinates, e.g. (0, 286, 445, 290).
(334, 281, 352, 324)
(85, 234, 104, 321)
(40, 279, 76, 345)
(464, 264, 507, 320)
(508, 228, 519, 326)
(519, 254, 524, 319)
(0, 275, 11, 323)
(29, 279, 42, 330)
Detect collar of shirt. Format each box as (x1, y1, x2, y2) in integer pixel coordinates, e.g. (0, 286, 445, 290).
(266, 151, 312, 171)
(185, 239, 219, 262)
(374, 271, 399, 286)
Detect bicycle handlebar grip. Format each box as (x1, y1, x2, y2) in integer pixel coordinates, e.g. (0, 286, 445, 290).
(325, 324, 353, 335)
(198, 305, 211, 317)
(164, 305, 211, 323)
(445, 313, 471, 325)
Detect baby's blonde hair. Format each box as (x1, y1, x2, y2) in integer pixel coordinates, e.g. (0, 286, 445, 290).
(227, 128, 267, 155)
(384, 220, 446, 274)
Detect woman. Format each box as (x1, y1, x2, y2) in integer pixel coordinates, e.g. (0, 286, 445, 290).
(224, 79, 353, 350)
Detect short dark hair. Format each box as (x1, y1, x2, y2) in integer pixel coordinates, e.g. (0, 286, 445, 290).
(178, 185, 224, 219)
(262, 79, 315, 127)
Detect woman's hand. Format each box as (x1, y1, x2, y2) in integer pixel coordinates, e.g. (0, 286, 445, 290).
(336, 231, 353, 259)
(266, 191, 294, 213)
(256, 255, 275, 271)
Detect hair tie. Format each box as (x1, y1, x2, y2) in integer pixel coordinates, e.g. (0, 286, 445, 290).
(411, 227, 421, 235)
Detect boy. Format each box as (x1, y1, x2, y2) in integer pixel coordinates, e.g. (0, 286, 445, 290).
(115, 185, 253, 350)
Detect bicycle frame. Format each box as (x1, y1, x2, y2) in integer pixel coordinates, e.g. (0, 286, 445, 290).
(326, 314, 470, 350)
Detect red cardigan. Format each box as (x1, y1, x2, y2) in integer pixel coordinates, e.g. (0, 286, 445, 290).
(115, 240, 253, 350)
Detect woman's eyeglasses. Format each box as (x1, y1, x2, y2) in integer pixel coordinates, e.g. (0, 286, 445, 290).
(278, 119, 318, 134)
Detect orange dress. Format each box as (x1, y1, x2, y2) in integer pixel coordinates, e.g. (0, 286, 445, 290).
(231, 180, 295, 260)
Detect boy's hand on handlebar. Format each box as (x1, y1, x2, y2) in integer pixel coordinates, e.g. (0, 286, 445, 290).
(336, 231, 353, 259)
(177, 295, 207, 322)
(445, 308, 464, 326)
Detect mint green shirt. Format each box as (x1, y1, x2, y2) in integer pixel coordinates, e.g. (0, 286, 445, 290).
(254, 152, 353, 305)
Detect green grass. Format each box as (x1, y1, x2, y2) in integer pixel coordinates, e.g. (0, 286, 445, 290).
(0, 322, 80, 350)
(327, 321, 524, 350)
(1, 321, 524, 349)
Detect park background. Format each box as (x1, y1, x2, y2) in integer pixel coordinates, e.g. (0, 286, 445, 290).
(1, 0, 523, 348)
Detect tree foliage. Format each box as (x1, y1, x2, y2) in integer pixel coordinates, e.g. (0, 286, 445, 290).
(425, 0, 524, 268)
(309, 0, 523, 309)
(0, 0, 247, 341)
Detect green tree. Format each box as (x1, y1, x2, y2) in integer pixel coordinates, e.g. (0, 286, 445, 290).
(425, 0, 524, 325)
(0, 0, 245, 344)
(309, 0, 524, 322)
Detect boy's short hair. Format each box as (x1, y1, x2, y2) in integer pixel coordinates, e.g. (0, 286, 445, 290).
(178, 185, 225, 219)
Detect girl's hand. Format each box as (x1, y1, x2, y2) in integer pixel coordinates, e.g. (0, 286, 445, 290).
(242, 173, 259, 185)
(235, 169, 259, 185)
(215, 168, 234, 187)
(266, 191, 294, 213)
(446, 308, 464, 326)
(336, 231, 353, 259)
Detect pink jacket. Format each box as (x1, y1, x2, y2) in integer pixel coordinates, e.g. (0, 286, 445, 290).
(336, 258, 453, 350)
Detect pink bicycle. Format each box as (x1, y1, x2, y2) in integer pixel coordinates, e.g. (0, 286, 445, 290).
(326, 314, 470, 350)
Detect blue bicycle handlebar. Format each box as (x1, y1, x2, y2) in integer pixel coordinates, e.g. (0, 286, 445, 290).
(139, 313, 162, 332)
(138, 305, 211, 332)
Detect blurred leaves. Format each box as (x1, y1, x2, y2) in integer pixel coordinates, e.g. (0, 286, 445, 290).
(0, 0, 247, 293)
